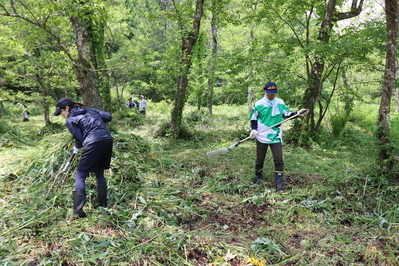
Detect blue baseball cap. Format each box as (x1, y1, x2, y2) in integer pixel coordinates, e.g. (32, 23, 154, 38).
(264, 82, 278, 94)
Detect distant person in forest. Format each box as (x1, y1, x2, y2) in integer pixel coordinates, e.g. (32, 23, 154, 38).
(138, 95, 148, 115)
(125, 97, 137, 109)
(249, 82, 308, 192)
(16, 103, 29, 122)
(53, 98, 113, 220)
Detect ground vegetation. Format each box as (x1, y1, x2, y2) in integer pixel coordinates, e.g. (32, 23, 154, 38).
(1, 102, 398, 265)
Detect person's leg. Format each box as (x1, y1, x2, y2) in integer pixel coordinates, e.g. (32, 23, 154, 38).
(77, 139, 112, 209)
(95, 169, 107, 207)
(270, 143, 284, 191)
(254, 140, 268, 184)
(75, 170, 89, 191)
(94, 139, 112, 207)
(71, 170, 89, 219)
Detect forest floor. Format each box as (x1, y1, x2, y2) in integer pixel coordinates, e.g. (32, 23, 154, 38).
(0, 104, 399, 265)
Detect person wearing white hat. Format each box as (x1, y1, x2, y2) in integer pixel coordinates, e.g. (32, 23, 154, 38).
(138, 95, 148, 115)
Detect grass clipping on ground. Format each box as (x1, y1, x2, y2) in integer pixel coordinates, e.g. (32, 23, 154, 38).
(0, 106, 399, 265)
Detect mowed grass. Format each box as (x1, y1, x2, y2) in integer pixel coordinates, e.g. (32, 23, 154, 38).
(0, 102, 399, 265)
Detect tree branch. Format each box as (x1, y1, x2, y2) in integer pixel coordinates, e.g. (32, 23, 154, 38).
(335, 0, 364, 21)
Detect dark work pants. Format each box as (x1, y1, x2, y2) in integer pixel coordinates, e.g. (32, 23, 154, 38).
(255, 140, 284, 172)
(75, 170, 107, 191)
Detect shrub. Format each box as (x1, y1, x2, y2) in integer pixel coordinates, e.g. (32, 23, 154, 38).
(184, 109, 209, 125)
(113, 109, 145, 127)
(36, 123, 66, 136)
(0, 120, 12, 134)
(154, 122, 194, 140)
(330, 113, 348, 138)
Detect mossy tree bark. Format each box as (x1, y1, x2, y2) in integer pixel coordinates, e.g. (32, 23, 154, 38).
(377, 0, 399, 173)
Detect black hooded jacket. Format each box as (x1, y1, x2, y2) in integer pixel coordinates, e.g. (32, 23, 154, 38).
(65, 107, 112, 148)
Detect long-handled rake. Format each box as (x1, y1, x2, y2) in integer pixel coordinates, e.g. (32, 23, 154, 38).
(46, 151, 78, 196)
(206, 112, 303, 157)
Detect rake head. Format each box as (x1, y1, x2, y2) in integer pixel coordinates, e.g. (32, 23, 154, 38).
(206, 143, 239, 157)
(46, 171, 70, 197)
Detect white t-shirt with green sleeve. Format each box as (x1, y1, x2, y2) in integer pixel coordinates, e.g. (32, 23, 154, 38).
(249, 96, 295, 144)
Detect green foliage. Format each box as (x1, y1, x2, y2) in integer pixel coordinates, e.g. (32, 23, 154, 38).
(251, 236, 286, 256)
(184, 109, 210, 125)
(299, 196, 333, 215)
(1, 103, 399, 265)
(0, 0, 397, 263)
(112, 109, 145, 128)
(36, 123, 66, 136)
(0, 120, 13, 134)
(154, 121, 194, 140)
(388, 113, 399, 149)
(330, 113, 348, 138)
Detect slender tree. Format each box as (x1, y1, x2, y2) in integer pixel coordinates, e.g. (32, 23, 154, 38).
(377, 0, 399, 172)
(302, 0, 364, 141)
(207, 0, 218, 115)
(170, 0, 205, 137)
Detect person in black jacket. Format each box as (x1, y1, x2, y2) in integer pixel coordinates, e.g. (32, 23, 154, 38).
(53, 98, 113, 220)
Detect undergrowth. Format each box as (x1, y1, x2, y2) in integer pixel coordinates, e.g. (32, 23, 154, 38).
(0, 103, 398, 265)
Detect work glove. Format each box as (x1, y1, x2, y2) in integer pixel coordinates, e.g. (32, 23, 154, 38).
(249, 130, 257, 138)
(297, 109, 309, 116)
(73, 146, 82, 154)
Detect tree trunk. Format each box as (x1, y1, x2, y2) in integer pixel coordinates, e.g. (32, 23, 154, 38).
(95, 17, 111, 111)
(341, 69, 352, 117)
(0, 101, 4, 118)
(377, 0, 399, 172)
(0, 1, 107, 111)
(33, 72, 52, 126)
(43, 98, 51, 126)
(70, 15, 104, 110)
(301, 0, 363, 143)
(207, 0, 217, 116)
(171, 0, 205, 137)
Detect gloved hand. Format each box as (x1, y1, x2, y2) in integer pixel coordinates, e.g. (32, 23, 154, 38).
(249, 130, 257, 138)
(297, 109, 309, 116)
(73, 146, 82, 154)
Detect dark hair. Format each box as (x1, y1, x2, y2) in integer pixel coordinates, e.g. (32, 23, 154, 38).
(68, 102, 85, 111)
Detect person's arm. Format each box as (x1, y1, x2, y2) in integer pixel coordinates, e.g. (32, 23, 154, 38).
(66, 120, 83, 148)
(282, 103, 298, 118)
(249, 107, 258, 137)
(251, 120, 257, 130)
(283, 109, 308, 118)
(96, 109, 112, 122)
(283, 111, 298, 118)
(249, 106, 259, 129)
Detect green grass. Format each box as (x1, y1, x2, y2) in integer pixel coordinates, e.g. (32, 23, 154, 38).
(0, 103, 399, 265)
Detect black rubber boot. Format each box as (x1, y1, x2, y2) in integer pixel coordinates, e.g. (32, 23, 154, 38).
(71, 190, 87, 219)
(275, 172, 285, 192)
(97, 184, 107, 208)
(253, 170, 263, 185)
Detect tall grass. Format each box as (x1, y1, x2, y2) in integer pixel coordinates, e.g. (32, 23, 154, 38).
(0, 102, 398, 265)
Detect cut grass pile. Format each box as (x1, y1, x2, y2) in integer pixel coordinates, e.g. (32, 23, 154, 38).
(0, 103, 398, 265)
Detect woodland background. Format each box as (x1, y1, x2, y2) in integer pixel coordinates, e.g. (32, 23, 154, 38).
(1, 0, 399, 265)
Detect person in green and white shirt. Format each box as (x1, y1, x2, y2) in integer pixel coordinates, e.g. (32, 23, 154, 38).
(249, 82, 308, 191)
